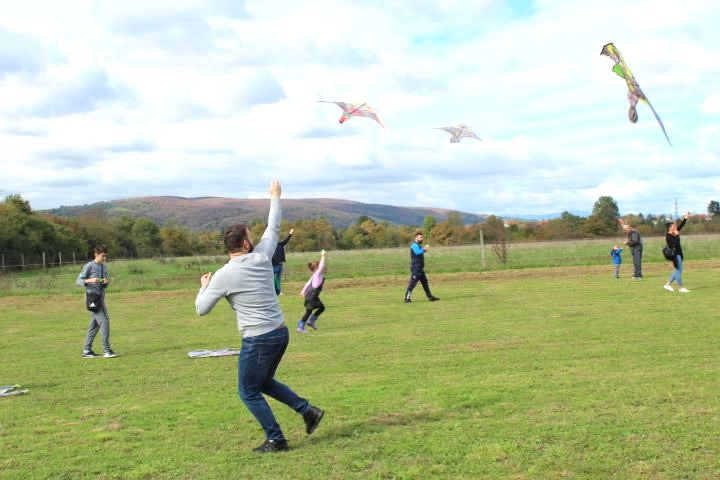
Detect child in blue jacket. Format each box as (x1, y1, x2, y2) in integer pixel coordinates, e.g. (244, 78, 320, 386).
(610, 244, 622, 278)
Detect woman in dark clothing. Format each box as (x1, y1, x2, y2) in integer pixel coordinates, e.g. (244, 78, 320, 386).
(663, 214, 690, 293)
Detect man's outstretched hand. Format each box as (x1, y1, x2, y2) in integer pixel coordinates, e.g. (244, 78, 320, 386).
(269, 180, 282, 199)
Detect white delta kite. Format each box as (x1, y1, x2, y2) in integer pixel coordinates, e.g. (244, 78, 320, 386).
(434, 124, 482, 143)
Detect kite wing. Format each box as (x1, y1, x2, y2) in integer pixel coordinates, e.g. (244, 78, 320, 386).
(600, 43, 672, 146)
(318, 100, 385, 128)
(187, 349, 240, 358)
(317, 100, 355, 113)
(434, 124, 481, 143)
(0, 384, 28, 398)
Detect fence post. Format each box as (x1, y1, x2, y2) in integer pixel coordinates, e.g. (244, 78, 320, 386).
(43, 251, 47, 269)
(21, 252, 25, 270)
(1, 253, 4, 273)
(479, 229, 486, 269)
(59, 252, 63, 267)
(73, 252, 76, 264)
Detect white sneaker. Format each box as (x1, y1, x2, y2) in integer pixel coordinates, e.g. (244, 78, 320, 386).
(663, 284, 674, 292)
(678, 287, 690, 293)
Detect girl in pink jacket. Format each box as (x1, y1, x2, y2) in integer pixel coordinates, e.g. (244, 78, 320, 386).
(297, 250, 326, 333)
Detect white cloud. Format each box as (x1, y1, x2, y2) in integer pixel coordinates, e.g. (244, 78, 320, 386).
(1, 0, 719, 218)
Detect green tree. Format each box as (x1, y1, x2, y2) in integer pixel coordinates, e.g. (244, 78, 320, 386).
(422, 215, 437, 236)
(707, 200, 720, 218)
(481, 215, 506, 242)
(193, 230, 223, 255)
(107, 216, 137, 258)
(73, 208, 119, 257)
(5, 194, 32, 214)
(132, 218, 162, 257)
(537, 211, 584, 240)
(161, 223, 194, 256)
(0, 196, 85, 267)
(582, 196, 620, 237)
(429, 222, 454, 245)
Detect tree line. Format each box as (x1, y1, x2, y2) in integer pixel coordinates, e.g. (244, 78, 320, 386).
(2, 194, 719, 269)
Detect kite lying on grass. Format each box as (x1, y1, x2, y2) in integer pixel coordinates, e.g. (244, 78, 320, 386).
(187, 349, 240, 359)
(0, 384, 28, 398)
(318, 101, 385, 128)
(600, 42, 672, 146)
(434, 124, 482, 143)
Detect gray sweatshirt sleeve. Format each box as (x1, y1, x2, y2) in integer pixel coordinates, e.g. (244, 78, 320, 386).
(76, 262, 91, 287)
(255, 197, 281, 260)
(195, 268, 227, 316)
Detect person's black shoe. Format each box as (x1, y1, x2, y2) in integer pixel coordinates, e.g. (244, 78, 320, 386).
(303, 406, 325, 434)
(253, 439, 289, 453)
(404, 298, 411, 303)
(81, 350, 100, 358)
(428, 296, 440, 302)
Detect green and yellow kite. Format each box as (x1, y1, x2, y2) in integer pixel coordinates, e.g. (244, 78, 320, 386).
(601, 43, 672, 146)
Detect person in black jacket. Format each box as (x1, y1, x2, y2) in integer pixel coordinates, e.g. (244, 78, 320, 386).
(271, 228, 293, 295)
(663, 214, 690, 293)
(404, 231, 439, 303)
(621, 221, 643, 279)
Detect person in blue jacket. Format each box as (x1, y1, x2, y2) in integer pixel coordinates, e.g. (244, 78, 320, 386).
(404, 231, 439, 303)
(610, 244, 622, 278)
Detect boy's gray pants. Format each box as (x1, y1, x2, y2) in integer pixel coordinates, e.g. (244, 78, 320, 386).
(84, 304, 110, 353)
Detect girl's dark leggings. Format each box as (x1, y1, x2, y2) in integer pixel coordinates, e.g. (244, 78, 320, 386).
(301, 303, 325, 322)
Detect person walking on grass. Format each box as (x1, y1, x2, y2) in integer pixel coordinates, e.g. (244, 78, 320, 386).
(610, 244, 623, 279)
(404, 231, 439, 303)
(195, 180, 324, 453)
(664, 214, 690, 293)
(272, 228, 294, 295)
(620, 220, 643, 279)
(77, 245, 118, 358)
(297, 249, 327, 333)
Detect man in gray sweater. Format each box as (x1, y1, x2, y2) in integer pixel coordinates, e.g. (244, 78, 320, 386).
(195, 180, 324, 453)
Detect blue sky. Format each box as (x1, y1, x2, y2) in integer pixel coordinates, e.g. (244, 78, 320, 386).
(1, 0, 719, 218)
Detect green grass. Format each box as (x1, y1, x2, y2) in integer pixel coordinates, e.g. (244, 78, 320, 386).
(2, 234, 719, 296)
(1, 257, 719, 479)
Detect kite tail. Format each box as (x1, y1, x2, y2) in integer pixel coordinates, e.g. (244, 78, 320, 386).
(646, 101, 673, 146)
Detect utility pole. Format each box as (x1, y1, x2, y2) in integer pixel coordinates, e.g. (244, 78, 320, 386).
(674, 198, 679, 221)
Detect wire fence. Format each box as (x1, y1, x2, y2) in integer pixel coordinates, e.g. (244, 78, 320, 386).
(2, 234, 719, 296)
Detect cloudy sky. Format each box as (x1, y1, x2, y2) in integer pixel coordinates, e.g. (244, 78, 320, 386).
(1, 0, 719, 218)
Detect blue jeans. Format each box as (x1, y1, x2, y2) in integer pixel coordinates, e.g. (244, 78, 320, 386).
(667, 255, 683, 287)
(273, 264, 283, 294)
(238, 325, 309, 441)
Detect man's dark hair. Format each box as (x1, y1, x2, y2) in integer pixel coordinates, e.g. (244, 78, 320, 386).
(414, 230, 423, 237)
(93, 245, 108, 254)
(224, 224, 250, 252)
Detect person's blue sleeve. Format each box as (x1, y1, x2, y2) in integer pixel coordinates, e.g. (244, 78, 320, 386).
(410, 243, 425, 255)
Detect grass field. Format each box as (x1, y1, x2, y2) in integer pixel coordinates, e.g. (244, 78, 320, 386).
(1, 244, 719, 478)
(3, 234, 720, 296)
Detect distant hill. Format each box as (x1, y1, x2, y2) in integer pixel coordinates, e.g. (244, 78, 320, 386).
(506, 210, 589, 221)
(43, 197, 488, 231)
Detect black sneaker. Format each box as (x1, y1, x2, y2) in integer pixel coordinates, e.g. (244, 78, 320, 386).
(103, 350, 118, 358)
(81, 350, 100, 358)
(404, 298, 411, 303)
(303, 406, 325, 434)
(253, 439, 289, 453)
(428, 296, 440, 302)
